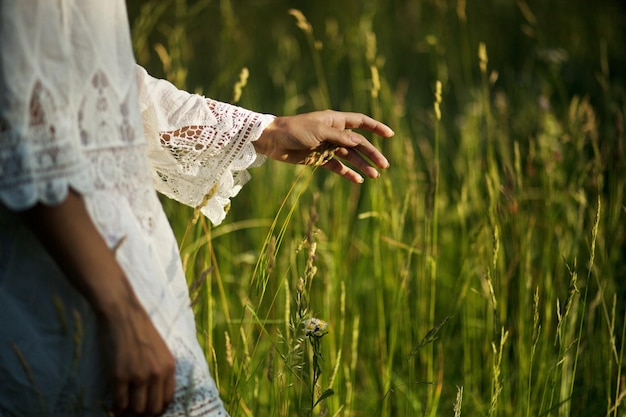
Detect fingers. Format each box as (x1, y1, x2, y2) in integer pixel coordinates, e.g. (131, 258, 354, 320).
(322, 158, 366, 183)
(307, 123, 391, 183)
(113, 381, 129, 415)
(349, 135, 390, 169)
(322, 110, 395, 138)
(314, 127, 387, 166)
(163, 367, 176, 409)
(260, 110, 394, 183)
(145, 380, 163, 416)
(153, 355, 176, 415)
(113, 379, 170, 417)
(313, 127, 389, 172)
(333, 147, 383, 178)
(110, 347, 176, 416)
(130, 384, 148, 415)
(312, 112, 391, 169)
(112, 381, 149, 416)
(318, 147, 385, 183)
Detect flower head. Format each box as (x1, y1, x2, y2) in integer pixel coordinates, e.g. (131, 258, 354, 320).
(305, 318, 328, 338)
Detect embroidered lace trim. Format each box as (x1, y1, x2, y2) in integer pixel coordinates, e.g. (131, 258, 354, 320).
(0, 70, 148, 209)
(162, 339, 229, 417)
(0, 67, 275, 225)
(137, 67, 275, 225)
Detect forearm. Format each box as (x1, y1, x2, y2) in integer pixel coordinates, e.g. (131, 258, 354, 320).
(20, 189, 176, 415)
(20, 189, 138, 318)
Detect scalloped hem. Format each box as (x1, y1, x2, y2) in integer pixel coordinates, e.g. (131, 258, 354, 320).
(0, 177, 93, 212)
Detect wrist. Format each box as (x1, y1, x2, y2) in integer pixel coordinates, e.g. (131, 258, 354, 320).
(21, 191, 143, 322)
(254, 116, 283, 157)
(81, 266, 141, 322)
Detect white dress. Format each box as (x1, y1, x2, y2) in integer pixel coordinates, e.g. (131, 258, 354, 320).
(0, 1, 274, 416)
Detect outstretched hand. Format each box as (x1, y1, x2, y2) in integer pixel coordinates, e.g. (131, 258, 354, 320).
(254, 110, 394, 183)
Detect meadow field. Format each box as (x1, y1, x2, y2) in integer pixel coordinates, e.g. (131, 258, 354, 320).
(128, 1, 626, 415)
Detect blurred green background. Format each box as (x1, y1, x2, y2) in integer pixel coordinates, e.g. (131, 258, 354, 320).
(128, 0, 625, 114)
(128, 1, 626, 416)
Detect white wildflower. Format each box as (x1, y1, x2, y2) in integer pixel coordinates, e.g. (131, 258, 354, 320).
(305, 318, 328, 338)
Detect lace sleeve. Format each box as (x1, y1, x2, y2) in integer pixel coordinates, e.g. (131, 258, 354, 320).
(135, 66, 275, 225)
(0, 2, 94, 211)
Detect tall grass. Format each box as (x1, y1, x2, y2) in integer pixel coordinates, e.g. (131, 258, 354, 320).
(129, 1, 626, 415)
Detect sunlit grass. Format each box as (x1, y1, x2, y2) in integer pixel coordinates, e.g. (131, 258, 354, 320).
(130, 1, 626, 416)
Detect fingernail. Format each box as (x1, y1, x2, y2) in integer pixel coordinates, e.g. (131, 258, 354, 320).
(357, 175, 364, 183)
(350, 135, 362, 144)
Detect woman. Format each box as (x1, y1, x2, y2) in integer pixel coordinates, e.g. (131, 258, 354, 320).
(0, 1, 393, 416)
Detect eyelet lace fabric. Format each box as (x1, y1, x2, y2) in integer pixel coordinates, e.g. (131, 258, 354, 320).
(0, 1, 273, 415)
(137, 66, 274, 225)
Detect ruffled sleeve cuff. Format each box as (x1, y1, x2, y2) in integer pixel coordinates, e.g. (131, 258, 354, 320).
(136, 65, 275, 225)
